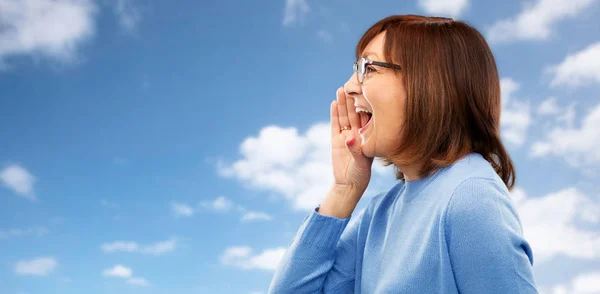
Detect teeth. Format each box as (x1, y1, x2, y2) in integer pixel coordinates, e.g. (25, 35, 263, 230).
(355, 106, 372, 114)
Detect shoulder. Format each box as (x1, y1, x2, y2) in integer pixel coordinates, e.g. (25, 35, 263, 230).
(442, 176, 522, 241)
(427, 152, 509, 200)
(446, 177, 511, 217)
(432, 153, 520, 231)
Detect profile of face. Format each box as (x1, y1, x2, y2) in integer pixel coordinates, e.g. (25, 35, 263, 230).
(344, 31, 406, 159)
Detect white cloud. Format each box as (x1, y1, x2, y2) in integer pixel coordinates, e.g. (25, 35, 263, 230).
(501, 77, 520, 104)
(175, 197, 248, 218)
(0, 164, 36, 200)
(199, 196, 236, 212)
(512, 187, 600, 264)
(213, 196, 232, 211)
(220, 246, 286, 271)
(103, 265, 149, 286)
(14, 257, 57, 276)
(557, 103, 576, 127)
(316, 30, 332, 43)
(502, 105, 531, 146)
(219, 124, 392, 211)
(103, 265, 132, 278)
(500, 78, 532, 146)
(569, 272, 600, 294)
(127, 277, 150, 287)
(282, 0, 309, 26)
(221, 246, 251, 263)
(418, 0, 469, 18)
(545, 271, 600, 294)
(538, 97, 560, 115)
(538, 99, 577, 127)
(171, 202, 194, 217)
(530, 103, 600, 166)
(101, 241, 139, 253)
(0, 0, 97, 68)
(241, 211, 273, 222)
(101, 239, 176, 255)
(487, 0, 597, 43)
(547, 41, 600, 87)
(0, 226, 48, 238)
(113, 0, 141, 32)
(140, 239, 176, 256)
(218, 125, 326, 211)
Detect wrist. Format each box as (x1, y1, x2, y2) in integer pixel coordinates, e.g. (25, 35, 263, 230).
(329, 183, 364, 200)
(318, 184, 365, 219)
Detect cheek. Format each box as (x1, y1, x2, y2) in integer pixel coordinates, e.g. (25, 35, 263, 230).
(379, 103, 404, 133)
(375, 102, 404, 149)
(364, 81, 406, 153)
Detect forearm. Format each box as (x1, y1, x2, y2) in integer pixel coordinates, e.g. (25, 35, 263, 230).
(268, 206, 353, 293)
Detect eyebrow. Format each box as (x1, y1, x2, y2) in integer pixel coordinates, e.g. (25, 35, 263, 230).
(361, 51, 380, 59)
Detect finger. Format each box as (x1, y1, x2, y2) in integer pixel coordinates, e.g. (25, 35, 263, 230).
(336, 87, 350, 132)
(345, 91, 360, 133)
(347, 134, 373, 166)
(331, 99, 340, 137)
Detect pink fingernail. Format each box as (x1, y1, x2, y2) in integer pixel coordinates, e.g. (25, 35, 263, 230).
(347, 138, 355, 147)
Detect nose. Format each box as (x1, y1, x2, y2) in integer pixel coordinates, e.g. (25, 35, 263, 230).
(343, 72, 362, 98)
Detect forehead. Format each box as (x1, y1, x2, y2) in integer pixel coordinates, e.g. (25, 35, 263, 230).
(361, 32, 386, 59)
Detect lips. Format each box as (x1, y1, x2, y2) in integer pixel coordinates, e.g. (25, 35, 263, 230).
(355, 103, 372, 113)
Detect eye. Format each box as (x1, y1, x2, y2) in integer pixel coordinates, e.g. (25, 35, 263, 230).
(365, 65, 377, 73)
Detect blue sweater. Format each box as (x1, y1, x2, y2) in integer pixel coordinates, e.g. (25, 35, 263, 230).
(269, 153, 538, 293)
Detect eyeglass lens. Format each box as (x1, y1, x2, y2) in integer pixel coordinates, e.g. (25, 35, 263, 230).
(353, 58, 366, 83)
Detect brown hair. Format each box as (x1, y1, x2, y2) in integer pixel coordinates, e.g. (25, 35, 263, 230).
(357, 15, 515, 190)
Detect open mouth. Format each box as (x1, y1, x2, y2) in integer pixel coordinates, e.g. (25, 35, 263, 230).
(356, 106, 373, 132)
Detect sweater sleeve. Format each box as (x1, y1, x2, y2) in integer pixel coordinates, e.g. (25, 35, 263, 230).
(268, 205, 364, 293)
(444, 178, 539, 294)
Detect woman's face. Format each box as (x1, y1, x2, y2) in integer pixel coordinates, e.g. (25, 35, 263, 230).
(344, 32, 407, 159)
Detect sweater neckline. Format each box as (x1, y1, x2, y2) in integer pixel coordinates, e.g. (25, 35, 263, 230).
(401, 152, 481, 202)
(402, 169, 437, 202)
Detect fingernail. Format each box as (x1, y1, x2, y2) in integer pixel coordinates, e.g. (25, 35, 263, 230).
(347, 138, 355, 147)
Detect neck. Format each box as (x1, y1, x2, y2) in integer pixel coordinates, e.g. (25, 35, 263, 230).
(397, 161, 423, 182)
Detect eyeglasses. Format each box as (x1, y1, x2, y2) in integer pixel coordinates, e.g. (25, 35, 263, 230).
(353, 57, 402, 84)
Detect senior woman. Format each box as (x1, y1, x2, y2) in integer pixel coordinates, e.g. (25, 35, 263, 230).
(269, 14, 538, 294)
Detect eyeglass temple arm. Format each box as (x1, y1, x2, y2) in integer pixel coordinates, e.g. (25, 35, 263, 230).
(370, 61, 401, 70)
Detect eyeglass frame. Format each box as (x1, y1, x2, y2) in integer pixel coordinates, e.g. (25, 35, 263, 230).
(352, 57, 402, 84)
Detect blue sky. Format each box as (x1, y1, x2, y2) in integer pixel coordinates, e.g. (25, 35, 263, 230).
(1, 0, 600, 293)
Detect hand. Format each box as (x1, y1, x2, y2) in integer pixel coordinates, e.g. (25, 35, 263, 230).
(330, 87, 374, 195)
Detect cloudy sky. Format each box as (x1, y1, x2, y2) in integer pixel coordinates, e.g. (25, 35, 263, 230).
(1, 0, 599, 293)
